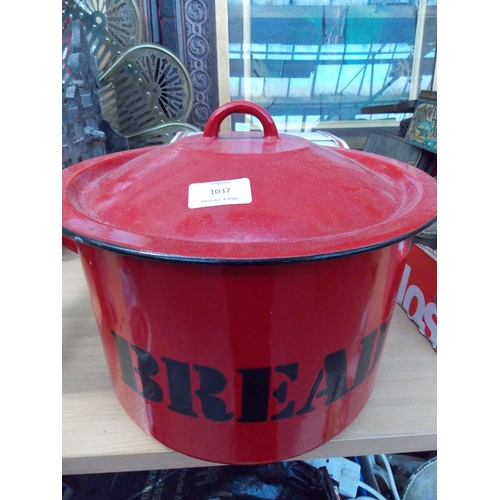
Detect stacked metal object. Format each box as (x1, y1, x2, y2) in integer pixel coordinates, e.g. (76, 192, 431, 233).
(62, 0, 198, 167)
(62, 21, 111, 168)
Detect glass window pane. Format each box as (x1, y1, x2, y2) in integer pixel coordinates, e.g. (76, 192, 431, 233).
(228, 0, 437, 131)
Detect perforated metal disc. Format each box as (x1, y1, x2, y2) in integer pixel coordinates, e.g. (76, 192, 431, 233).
(98, 44, 194, 137)
(126, 122, 201, 149)
(62, 0, 142, 89)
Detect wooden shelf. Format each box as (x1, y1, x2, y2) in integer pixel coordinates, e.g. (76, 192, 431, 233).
(62, 249, 436, 476)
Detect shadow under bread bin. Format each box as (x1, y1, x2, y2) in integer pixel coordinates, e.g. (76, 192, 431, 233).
(62, 101, 437, 464)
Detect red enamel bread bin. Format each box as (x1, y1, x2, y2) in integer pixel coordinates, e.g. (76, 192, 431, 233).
(62, 101, 437, 464)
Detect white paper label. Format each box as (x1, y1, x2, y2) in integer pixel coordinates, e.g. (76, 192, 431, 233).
(188, 177, 252, 209)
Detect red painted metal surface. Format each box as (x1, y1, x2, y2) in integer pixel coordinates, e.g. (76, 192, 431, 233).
(62, 101, 437, 464)
(76, 239, 409, 464)
(62, 101, 436, 262)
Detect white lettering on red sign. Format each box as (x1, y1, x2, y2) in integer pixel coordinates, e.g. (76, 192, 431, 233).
(397, 263, 437, 349)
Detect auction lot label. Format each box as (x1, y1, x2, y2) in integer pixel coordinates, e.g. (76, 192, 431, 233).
(188, 178, 252, 209)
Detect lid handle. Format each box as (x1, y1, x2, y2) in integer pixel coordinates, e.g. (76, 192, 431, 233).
(203, 101, 279, 139)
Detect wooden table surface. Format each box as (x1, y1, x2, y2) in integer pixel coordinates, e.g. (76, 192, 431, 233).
(62, 249, 437, 475)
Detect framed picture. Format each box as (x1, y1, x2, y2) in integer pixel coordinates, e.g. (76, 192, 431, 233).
(405, 91, 437, 153)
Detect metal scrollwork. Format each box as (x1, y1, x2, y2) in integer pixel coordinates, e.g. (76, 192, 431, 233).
(186, 0, 206, 23)
(176, 0, 219, 130)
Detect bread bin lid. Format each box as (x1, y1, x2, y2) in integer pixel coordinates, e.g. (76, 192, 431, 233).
(62, 101, 437, 262)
